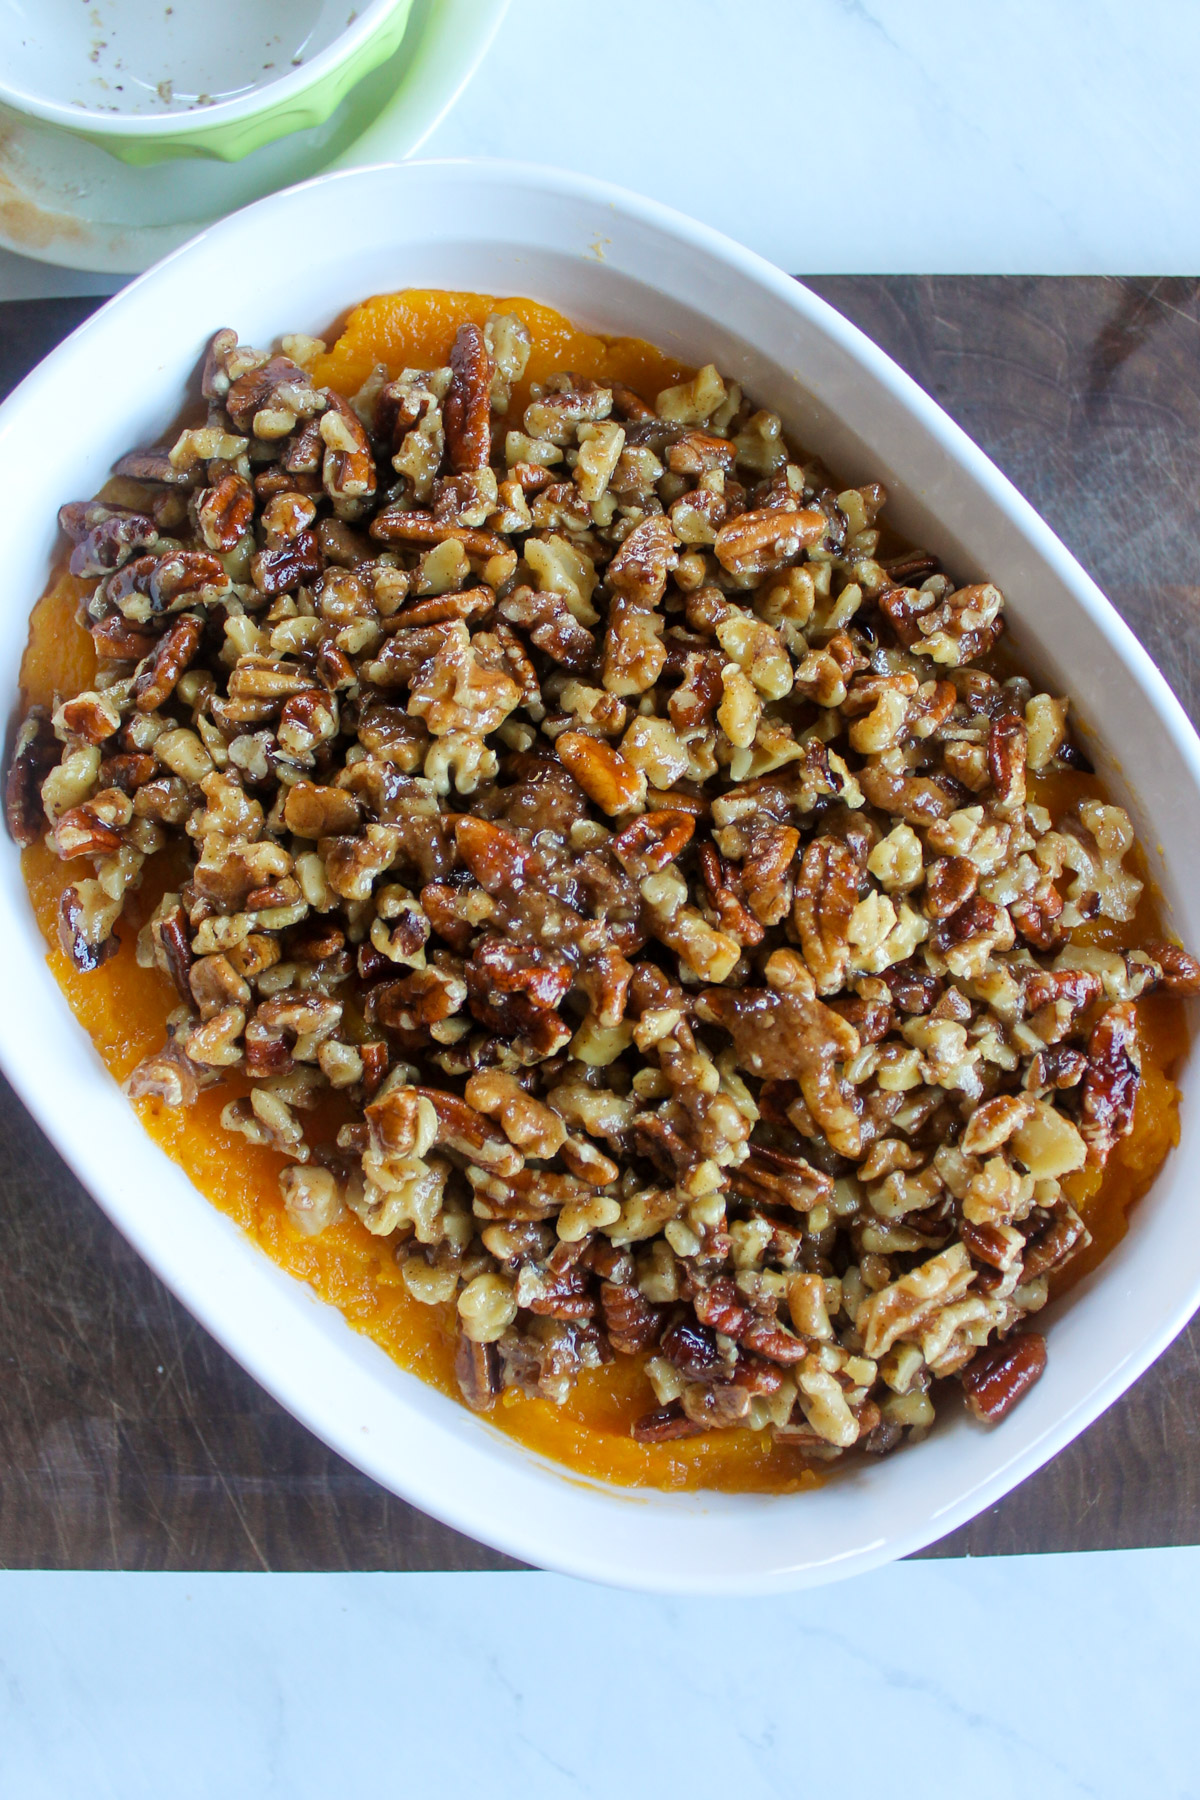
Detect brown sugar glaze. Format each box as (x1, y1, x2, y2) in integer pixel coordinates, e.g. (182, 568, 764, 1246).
(18, 291, 1188, 1493)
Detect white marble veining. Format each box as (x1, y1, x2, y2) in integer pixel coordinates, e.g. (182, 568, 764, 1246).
(1, 1550, 1197, 1798)
(5, 0, 1200, 295)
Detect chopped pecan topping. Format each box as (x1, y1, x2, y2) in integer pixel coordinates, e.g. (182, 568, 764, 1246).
(880, 581, 1004, 665)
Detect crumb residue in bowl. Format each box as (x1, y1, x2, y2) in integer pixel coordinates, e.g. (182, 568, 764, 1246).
(7, 0, 361, 117)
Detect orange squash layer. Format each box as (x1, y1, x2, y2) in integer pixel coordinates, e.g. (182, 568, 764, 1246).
(17, 292, 1188, 1495)
(309, 291, 695, 427)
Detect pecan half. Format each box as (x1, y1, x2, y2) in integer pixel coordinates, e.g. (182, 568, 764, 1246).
(1021, 1199, 1091, 1280)
(631, 1402, 705, 1443)
(112, 447, 196, 487)
(369, 509, 507, 560)
(321, 389, 377, 505)
(65, 506, 159, 577)
(713, 507, 824, 576)
(987, 713, 1027, 810)
(923, 855, 978, 920)
(600, 1280, 660, 1354)
(124, 1040, 202, 1107)
(444, 322, 493, 472)
(698, 841, 765, 947)
(728, 1145, 833, 1212)
(195, 473, 254, 552)
(225, 352, 321, 432)
(661, 1319, 724, 1380)
(681, 1383, 752, 1428)
(526, 1267, 596, 1321)
(498, 586, 596, 669)
(607, 515, 679, 608)
(555, 731, 645, 816)
(4, 708, 57, 847)
(791, 837, 861, 994)
(132, 614, 205, 712)
(154, 902, 195, 1003)
(609, 810, 695, 879)
(454, 816, 540, 893)
(961, 1333, 1047, 1423)
(252, 530, 323, 596)
(465, 936, 573, 1053)
(1145, 941, 1200, 995)
(1080, 1000, 1142, 1165)
(455, 1332, 500, 1410)
(58, 883, 121, 972)
(90, 615, 160, 662)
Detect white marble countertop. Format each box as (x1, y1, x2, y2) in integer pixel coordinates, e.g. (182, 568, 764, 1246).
(1, 7, 1197, 1790)
(4, 0, 1200, 297)
(2, 1550, 1196, 1798)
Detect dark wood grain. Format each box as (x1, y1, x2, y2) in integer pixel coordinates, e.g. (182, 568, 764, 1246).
(2, 281, 1199, 1569)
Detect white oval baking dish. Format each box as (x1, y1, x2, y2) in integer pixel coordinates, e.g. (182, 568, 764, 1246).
(2, 160, 1197, 1592)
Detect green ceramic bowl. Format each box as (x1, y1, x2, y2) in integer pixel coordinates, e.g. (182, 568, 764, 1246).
(0, 0, 415, 164)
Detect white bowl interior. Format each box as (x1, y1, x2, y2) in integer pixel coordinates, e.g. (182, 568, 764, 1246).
(2, 161, 1198, 1593)
(0, 0, 385, 117)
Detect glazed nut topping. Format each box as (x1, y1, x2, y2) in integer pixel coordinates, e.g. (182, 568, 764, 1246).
(14, 313, 1200, 1469)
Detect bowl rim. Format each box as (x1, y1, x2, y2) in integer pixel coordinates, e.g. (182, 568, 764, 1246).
(0, 0, 407, 140)
(4, 156, 1200, 1591)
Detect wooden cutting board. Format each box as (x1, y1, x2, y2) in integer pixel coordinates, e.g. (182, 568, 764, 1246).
(2, 278, 1198, 1570)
